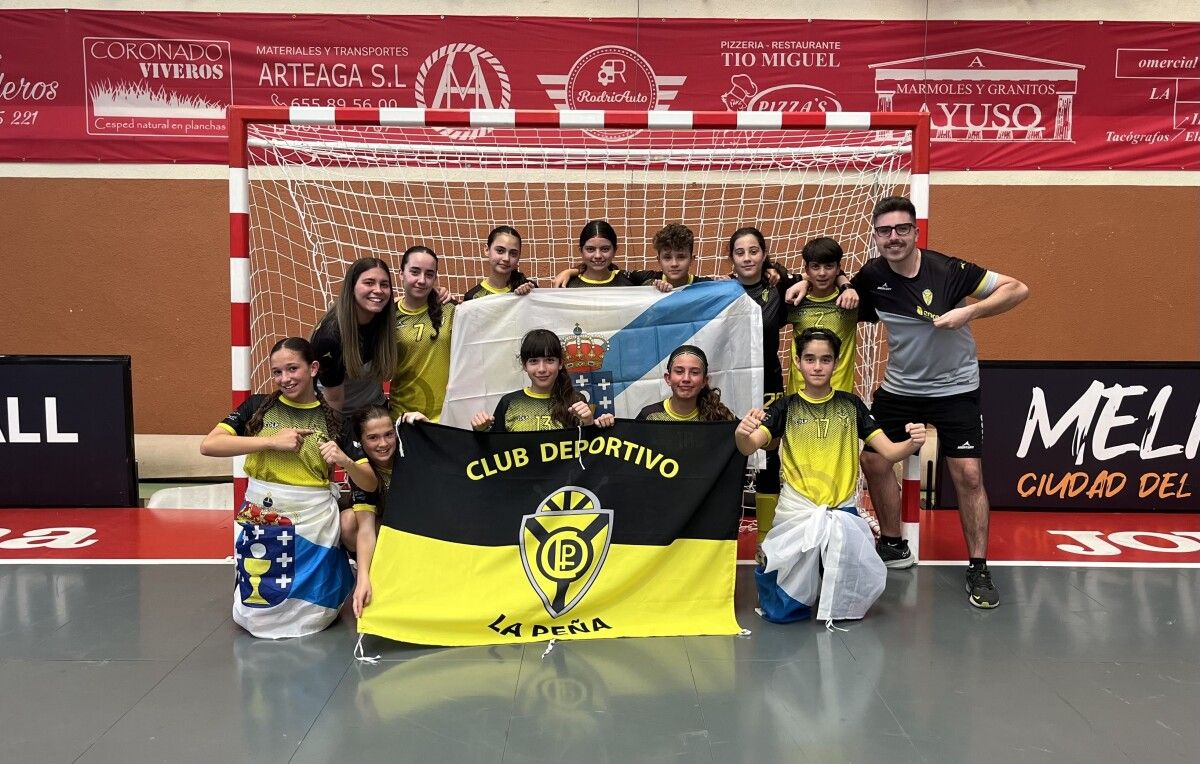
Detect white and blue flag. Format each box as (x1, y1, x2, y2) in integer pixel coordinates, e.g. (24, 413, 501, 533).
(442, 280, 764, 426)
(232, 479, 352, 640)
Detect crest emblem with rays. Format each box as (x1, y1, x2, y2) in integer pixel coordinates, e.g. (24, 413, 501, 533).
(519, 486, 613, 618)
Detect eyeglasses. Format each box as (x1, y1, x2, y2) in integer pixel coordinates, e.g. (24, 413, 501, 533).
(873, 223, 917, 237)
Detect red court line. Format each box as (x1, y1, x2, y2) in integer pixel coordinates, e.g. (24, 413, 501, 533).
(1, 508, 1197, 565)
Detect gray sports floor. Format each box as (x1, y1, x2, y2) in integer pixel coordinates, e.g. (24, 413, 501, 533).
(2, 563, 1196, 763)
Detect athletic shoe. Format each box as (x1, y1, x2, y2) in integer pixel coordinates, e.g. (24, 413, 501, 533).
(876, 538, 915, 569)
(965, 566, 1000, 609)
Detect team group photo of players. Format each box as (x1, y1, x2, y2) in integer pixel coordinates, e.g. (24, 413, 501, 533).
(201, 195, 1030, 639)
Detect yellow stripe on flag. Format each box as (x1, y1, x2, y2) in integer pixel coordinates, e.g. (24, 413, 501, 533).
(358, 525, 739, 646)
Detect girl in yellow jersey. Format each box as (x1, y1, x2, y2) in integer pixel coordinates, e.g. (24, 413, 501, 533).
(471, 329, 617, 432)
(637, 345, 735, 423)
(389, 245, 455, 422)
(201, 337, 378, 638)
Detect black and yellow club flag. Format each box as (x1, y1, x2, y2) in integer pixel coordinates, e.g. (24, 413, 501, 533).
(357, 420, 747, 646)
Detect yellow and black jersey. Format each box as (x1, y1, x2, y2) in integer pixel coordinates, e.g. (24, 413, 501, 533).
(491, 388, 564, 432)
(759, 390, 882, 507)
(636, 399, 699, 422)
(565, 270, 635, 288)
(351, 465, 392, 514)
(390, 301, 456, 422)
(218, 394, 365, 488)
(786, 291, 859, 395)
(462, 270, 536, 301)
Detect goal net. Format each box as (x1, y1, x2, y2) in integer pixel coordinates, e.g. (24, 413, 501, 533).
(233, 109, 922, 408)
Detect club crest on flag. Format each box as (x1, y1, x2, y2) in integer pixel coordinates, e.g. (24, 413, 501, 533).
(235, 523, 295, 608)
(561, 323, 614, 415)
(519, 486, 613, 618)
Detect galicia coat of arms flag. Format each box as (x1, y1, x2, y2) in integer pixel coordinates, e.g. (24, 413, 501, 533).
(356, 420, 747, 646)
(561, 324, 615, 416)
(440, 280, 764, 426)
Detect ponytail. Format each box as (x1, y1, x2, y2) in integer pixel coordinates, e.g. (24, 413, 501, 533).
(550, 369, 585, 428)
(665, 344, 733, 422)
(727, 225, 780, 282)
(426, 289, 443, 341)
(245, 390, 284, 436)
(351, 404, 394, 442)
(696, 386, 735, 422)
(575, 219, 620, 275)
(402, 245, 443, 341)
(312, 384, 344, 443)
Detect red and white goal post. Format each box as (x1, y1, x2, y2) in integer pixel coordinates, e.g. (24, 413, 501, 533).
(227, 106, 930, 552)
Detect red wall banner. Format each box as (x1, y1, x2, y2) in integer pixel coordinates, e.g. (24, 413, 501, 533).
(1, 10, 1197, 169)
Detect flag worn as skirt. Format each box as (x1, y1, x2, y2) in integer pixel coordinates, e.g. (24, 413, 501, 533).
(233, 478, 353, 639)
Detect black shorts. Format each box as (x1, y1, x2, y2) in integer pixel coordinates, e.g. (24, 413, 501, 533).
(866, 387, 983, 459)
(756, 448, 781, 494)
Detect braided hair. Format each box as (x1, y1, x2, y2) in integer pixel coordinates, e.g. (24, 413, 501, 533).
(401, 245, 443, 340)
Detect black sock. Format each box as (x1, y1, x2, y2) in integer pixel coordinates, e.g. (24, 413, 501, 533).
(968, 557, 987, 569)
(880, 535, 903, 546)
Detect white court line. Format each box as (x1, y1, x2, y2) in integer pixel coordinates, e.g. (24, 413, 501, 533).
(0, 558, 233, 565)
(916, 559, 1200, 568)
(7, 558, 1200, 568)
(736, 559, 1200, 569)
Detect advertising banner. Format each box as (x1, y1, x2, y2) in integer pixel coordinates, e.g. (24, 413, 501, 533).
(938, 362, 1199, 512)
(0, 10, 1197, 169)
(0, 355, 137, 507)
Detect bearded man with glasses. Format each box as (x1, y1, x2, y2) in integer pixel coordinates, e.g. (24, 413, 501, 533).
(851, 195, 1029, 609)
